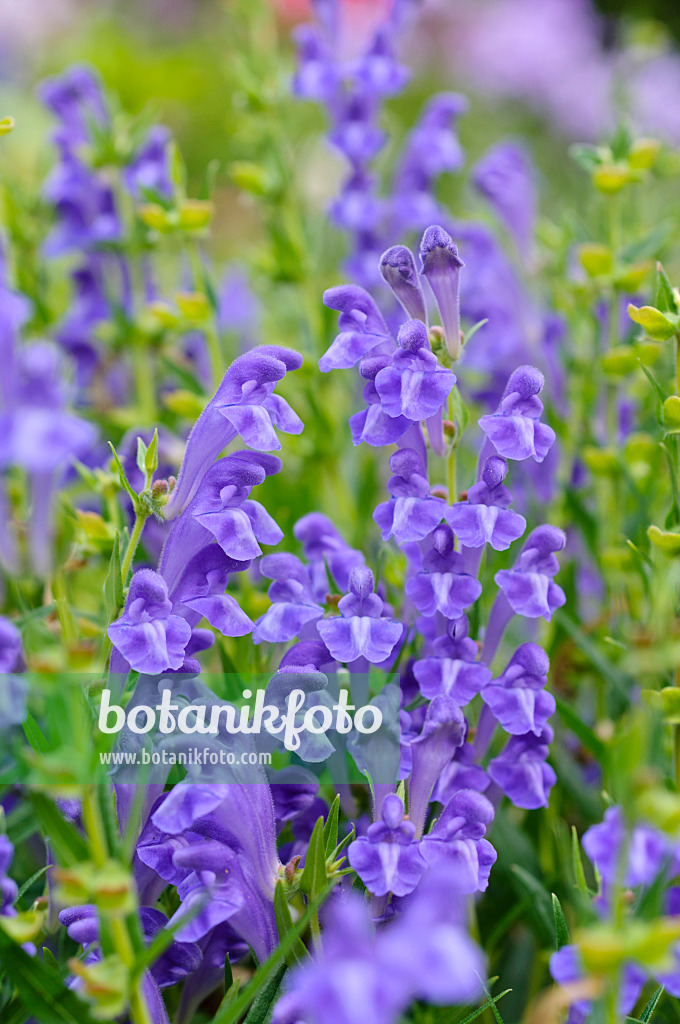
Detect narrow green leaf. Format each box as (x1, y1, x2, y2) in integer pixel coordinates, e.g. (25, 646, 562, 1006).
(16, 865, 49, 905)
(299, 817, 327, 899)
(224, 953, 233, 994)
(242, 961, 287, 1024)
(273, 881, 307, 966)
(144, 428, 159, 478)
(639, 984, 664, 1022)
(136, 436, 148, 477)
(656, 263, 676, 314)
(552, 893, 570, 950)
(107, 442, 137, 501)
(42, 947, 61, 973)
(510, 866, 554, 944)
(22, 715, 50, 755)
(554, 697, 606, 760)
(462, 318, 488, 347)
(29, 793, 89, 867)
(213, 884, 334, 1024)
(323, 796, 340, 857)
(104, 532, 124, 617)
(572, 826, 590, 898)
(0, 929, 100, 1024)
(454, 990, 513, 1024)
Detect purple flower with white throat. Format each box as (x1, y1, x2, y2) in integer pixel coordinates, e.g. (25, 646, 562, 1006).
(446, 456, 526, 551)
(413, 618, 491, 704)
(373, 448, 447, 544)
(317, 566, 402, 664)
(421, 789, 496, 893)
(488, 725, 556, 809)
(348, 793, 427, 897)
(374, 319, 456, 421)
(478, 366, 556, 463)
(495, 525, 566, 621)
(405, 525, 482, 619)
(481, 643, 554, 736)
(320, 285, 392, 372)
(165, 546, 254, 653)
(419, 225, 464, 360)
(107, 570, 192, 674)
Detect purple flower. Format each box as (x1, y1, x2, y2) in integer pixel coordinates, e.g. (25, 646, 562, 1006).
(408, 695, 466, 838)
(0, 616, 27, 728)
(43, 158, 121, 256)
(478, 366, 556, 463)
(253, 554, 325, 645)
(184, 454, 283, 561)
(373, 448, 447, 544)
(379, 245, 427, 322)
(320, 285, 392, 372)
(419, 225, 464, 360)
(488, 725, 556, 809)
(124, 126, 173, 201)
(39, 65, 108, 152)
(317, 567, 402, 664)
(405, 525, 482, 619)
(445, 456, 526, 550)
(292, 24, 339, 102)
(420, 790, 496, 893)
(274, 872, 484, 1024)
(293, 512, 365, 596)
(473, 142, 536, 259)
(329, 90, 385, 166)
(550, 944, 645, 1024)
(582, 806, 680, 889)
(55, 259, 108, 385)
(60, 905, 202, 990)
(108, 570, 193, 674)
(495, 524, 566, 620)
(165, 546, 254, 651)
(413, 618, 491, 704)
(164, 347, 303, 519)
(481, 643, 555, 736)
(374, 320, 456, 421)
(349, 361, 411, 447)
(392, 95, 467, 231)
(140, 781, 281, 961)
(348, 793, 427, 897)
(0, 835, 18, 918)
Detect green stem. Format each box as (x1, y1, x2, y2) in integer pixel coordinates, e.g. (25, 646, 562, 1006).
(446, 392, 457, 505)
(186, 238, 223, 390)
(132, 340, 156, 423)
(120, 507, 149, 586)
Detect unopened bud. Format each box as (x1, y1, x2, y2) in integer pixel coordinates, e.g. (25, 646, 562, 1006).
(152, 479, 170, 498)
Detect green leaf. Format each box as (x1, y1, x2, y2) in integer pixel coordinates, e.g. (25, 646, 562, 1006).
(144, 429, 159, 478)
(656, 263, 676, 314)
(22, 715, 50, 755)
(449, 385, 470, 438)
(509, 866, 554, 944)
(452, 990, 513, 1024)
(554, 697, 606, 760)
(463, 318, 488, 346)
(42, 947, 61, 973)
(136, 436, 148, 477)
(242, 961, 287, 1024)
(107, 442, 137, 502)
(323, 795, 340, 857)
(569, 143, 602, 172)
(639, 985, 664, 1022)
(104, 532, 124, 618)
(213, 884, 335, 1024)
(16, 866, 49, 906)
(224, 953, 233, 994)
(273, 881, 307, 966)
(572, 826, 590, 898)
(0, 928, 100, 1024)
(299, 817, 327, 899)
(552, 893, 570, 950)
(29, 793, 89, 867)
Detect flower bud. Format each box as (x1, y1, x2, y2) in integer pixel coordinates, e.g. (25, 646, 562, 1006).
(663, 395, 680, 431)
(578, 243, 612, 277)
(628, 303, 677, 341)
